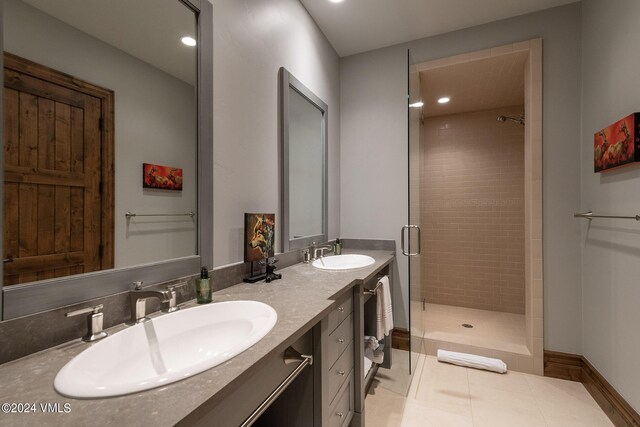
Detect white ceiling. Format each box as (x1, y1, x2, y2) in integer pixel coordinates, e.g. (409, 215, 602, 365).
(420, 51, 527, 118)
(22, 0, 197, 85)
(299, 0, 579, 57)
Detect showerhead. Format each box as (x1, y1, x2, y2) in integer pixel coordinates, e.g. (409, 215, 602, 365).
(496, 114, 525, 125)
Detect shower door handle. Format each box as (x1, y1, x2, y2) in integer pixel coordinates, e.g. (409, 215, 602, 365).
(401, 225, 421, 256)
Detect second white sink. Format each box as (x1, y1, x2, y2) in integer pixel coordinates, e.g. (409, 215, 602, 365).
(312, 254, 375, 271)
(54, 300, 277, 398)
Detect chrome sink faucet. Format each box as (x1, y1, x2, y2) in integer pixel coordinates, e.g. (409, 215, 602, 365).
(311, 242, 333, 260)
(129, 281, 172, 324)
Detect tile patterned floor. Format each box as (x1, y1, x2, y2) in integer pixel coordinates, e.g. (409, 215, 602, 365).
(365, 355, 613, 427)
(372, 348, 414, 396)
(424, 303, 529, 355)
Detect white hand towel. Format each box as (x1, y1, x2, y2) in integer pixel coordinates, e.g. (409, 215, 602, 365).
(364, 335, 384, 363)
(363, 357, 373, 377)
(364, 335, 380, 350)
(375, 275, 393, 340)
(365, 346, 384, 364)
(437, 349, 507, 374)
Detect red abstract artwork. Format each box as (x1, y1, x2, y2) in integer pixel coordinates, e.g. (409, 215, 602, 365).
(594, 113, 640, 172)
(143, 163, 183, 191)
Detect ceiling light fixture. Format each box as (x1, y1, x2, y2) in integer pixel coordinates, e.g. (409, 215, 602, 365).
(181, 36, 196, 47)
(437, 97, 451, 104)
(328, 0, 344, 3)
(409, 101, 424, 108)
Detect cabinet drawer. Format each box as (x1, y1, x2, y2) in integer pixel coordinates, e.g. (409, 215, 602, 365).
(327, 292, 353, 334)
(327, 313, 353, 368)
(328, 372, 354, 427)
(327, 342, 354, 406)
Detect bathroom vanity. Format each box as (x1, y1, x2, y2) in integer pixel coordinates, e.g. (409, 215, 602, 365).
(0, 249, 394, 427)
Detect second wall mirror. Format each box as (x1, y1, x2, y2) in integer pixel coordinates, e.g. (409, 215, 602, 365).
(280, 68, 328, 252)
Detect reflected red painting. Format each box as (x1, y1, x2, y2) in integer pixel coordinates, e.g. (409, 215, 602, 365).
(143, 163, 183, 190)
(594, 113, 640, 172)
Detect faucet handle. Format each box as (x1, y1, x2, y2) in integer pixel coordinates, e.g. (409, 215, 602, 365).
(65, 303, 104, 318)
(132, 281, 144, 290)
(167, 281, 188, 291)
(163, 282, 186, 313)
(65, 304, 108, 342)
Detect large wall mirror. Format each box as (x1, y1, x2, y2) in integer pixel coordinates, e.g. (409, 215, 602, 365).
(280, 68, 327, 252)
(0, 0, 213, 319)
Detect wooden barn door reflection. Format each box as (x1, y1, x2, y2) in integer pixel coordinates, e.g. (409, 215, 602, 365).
(3, 53, 114, 285)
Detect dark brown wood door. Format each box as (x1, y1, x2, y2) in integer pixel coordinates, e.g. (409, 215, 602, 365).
(3, 53, 114, 285)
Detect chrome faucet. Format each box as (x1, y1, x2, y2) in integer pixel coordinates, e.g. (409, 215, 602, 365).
(311, 242, 333, 260)
(129, 281, 172, 324)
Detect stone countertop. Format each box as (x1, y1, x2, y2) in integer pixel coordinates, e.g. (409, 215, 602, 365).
(0, 249, 394, 427)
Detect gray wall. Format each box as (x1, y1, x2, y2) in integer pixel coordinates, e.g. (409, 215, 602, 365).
(211, 0, 340, 267)
(340, 3, 583, 348)
(580, 0, 640, 411)
(341, 47, 409, 328)
(4, 0, 197, 268)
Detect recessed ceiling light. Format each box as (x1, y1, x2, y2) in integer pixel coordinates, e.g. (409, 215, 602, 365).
(437, 97, 451, 104)
(181, 36, 196, 47)
(329, 0, 344, 3)
(409, 101, 424, 108)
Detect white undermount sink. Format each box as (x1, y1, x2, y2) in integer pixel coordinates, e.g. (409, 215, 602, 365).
(54, 300, 277, 398)
(312, 254, 375, 271)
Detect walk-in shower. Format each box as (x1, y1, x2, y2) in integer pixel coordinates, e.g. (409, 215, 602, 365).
(408, 42, 544, 375)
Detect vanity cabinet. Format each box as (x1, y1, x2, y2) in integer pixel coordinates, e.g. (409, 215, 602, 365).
(327, 292, 353, 332)
(328, 372, 355, 427)
(179, 331, 315, 427)
(254, 287, 364, 427)
(180, 279, 375, 427)
(317, 287, 364, 427)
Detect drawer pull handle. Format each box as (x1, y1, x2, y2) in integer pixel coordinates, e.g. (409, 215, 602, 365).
(338, 370, 346, 376)
(338, 307, 344, 312)
(338, 338, 345, 344)
(337, 412, 344, 418)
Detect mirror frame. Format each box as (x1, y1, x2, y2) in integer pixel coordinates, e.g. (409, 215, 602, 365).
(0, 0, 213, 320)
(279, 67, 328, 252)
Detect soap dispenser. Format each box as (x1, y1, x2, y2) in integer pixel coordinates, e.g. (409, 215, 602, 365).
(196, 267, 212, 304)
(334, 238, 342, 255)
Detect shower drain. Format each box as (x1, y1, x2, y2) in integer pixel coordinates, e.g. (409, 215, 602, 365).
(461, 323, 474, 328)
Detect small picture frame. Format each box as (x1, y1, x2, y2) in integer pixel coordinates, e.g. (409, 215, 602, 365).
(244, 213, 275, 263)
(142, 163, 183, 191)
(594, 113, 640, 172)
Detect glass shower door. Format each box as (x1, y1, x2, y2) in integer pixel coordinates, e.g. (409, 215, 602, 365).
(407, 50, 423, 375)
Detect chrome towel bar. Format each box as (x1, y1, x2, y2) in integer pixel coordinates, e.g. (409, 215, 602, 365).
(125, 211, 195, 218)
(364, 281, 383, 296)
(240, 347, 313, 427)
(574, 211, 640, 221)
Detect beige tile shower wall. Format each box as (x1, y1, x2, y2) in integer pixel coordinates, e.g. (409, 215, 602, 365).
(422, 106, 525, 314)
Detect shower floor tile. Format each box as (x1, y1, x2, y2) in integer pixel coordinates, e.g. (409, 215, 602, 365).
(423, 303, 529, 355)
